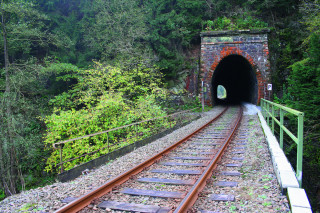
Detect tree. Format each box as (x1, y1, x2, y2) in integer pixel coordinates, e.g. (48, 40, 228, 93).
(85, 0, 149, 61)
(43, 59, 168, 172)
(299, 0, 320, 43)
(37, 0, 94, 67)
(287, 32, 320, 156)
(146, 0, 206, 78)
(0, 0, 60, 196)
(286, 32, 320, 210)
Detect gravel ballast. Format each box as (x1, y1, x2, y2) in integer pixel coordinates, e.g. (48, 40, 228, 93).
(193, 107, 290, 212)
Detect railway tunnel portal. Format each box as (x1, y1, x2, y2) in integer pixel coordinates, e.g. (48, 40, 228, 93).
(200, 29, 271, 105)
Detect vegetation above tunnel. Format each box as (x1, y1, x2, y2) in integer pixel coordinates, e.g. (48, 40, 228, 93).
(0, 0, 319, 210)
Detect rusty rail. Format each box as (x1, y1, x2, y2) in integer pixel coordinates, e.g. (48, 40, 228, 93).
(54, 107, 228, 213)
(174, 106, 243, 212)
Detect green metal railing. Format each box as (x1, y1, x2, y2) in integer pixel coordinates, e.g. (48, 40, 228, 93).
(53, 108, 199, 173)
(260, 99, 304, 186)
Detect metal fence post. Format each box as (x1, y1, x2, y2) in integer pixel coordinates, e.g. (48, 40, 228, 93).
(280, 108, 284, 150)
(107, 132, 109, 152)
(201, 80, 204, 113)
(263, 100, 267, 120)
(297, 114, 304, 187)
(263, 100, 267, 119)
(264, 100, 266, 119)
(135, 123, 138, 139)
(271, 105, 275, 134)
(59, 145, 64, 173)
(262, 100, 265, 117)
(261, 98, 304, 187)
(267, 102, 270, 125)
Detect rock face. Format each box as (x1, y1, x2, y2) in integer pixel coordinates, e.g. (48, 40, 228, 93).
(200, 29, 271, 106)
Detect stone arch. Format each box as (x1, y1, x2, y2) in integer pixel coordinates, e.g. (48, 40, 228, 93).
(211, 53, 260, 105)
(207, 48, 265, 105)
(200, 30, 270, 106)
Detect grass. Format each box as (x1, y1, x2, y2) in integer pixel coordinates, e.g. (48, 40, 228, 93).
(216, 125, 224, 130)
(229, 205, 237, 211)
(106, 160, 114, 165)
(19, 203, 43, 212)
(248, 118, 256, 126)
(258, 194, 267, 199)
(0, 190, 5, 201)
(262, 202, 272, 207)
(194, 106, 212, 112)
(263, 185, 271, 189)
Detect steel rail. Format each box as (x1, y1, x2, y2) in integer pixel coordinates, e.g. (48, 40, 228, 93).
(55, 107, 229, 213)
(174, 106, 243, 212)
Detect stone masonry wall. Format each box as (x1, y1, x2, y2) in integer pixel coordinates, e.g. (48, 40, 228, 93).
(200, 30, 271, 105)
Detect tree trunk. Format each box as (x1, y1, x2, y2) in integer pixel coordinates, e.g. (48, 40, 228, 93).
(1, 0, 18, 196)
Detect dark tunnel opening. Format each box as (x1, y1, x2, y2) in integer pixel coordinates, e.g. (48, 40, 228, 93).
(211, 55, 258, 105)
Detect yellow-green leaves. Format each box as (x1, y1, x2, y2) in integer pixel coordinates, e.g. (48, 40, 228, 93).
(43, 60, 169, 172)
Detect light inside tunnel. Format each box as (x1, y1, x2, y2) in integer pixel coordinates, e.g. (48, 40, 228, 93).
(217, 85, 227, 100)
(211, 55, 258, 105)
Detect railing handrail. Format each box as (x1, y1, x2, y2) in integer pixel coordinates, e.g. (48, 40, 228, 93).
(261, 99, 304, 116)
(260, 98, 304, 187)
(53, 108, 198, 148)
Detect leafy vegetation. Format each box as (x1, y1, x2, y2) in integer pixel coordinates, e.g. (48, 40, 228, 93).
(43, 61, 171, 172)
(0, 0, 319, 210)
(275, 32, 320, 207)
(203, 14, 268, 31)
(270, 1, 319, 208)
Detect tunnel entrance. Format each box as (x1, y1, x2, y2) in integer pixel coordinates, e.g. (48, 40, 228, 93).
(200, 30, 271, 106)
(211, 55, 258, 105)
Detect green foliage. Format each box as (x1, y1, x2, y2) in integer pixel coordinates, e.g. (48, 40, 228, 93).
(0, 0, 70, 197)
(213, 17, 232, 30)
(0, 0, 318, 209)
(0, 0, 63, 62)
(37, 0, 94, 67)
(85, 0, 149, 62)
(302, 1, 320, 35)
(43, 60, 170, 172)
(203, 14, 268, 31)
(0, 190, 4, 200)
(44, 93, 126, 172)
(287, 33, 320, 135)
(49, 59, 165, 110)
(287, 33, 320, 159)
(0, 89, 52, 194)
(278, 32, 320, 210)
(245, 0, 301, 22)
(146, 0, 206, 77)
(41, 61, 80, 97)
(19, 203, 36, 211)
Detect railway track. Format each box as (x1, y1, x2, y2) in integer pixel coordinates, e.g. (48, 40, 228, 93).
(56, 106, 243, 213)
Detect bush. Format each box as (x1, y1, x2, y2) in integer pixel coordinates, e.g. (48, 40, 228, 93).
(203, 14, 268, 31)
(43, 60, 171, 172)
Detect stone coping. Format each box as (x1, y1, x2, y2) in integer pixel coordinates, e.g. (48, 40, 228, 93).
(200, 29, 271, 37)
(257, 110, 312, 213)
